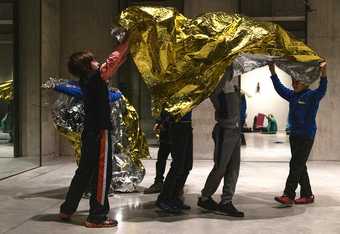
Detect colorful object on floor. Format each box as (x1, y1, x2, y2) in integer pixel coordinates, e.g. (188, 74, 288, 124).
(119, 6, 322, 119)
(254, 113, 266, 131)
(264, 114, 278, 134)
(42, 78, 150, 192)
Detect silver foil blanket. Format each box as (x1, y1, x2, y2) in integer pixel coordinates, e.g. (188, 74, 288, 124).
(43, 78, 149, 193)
(232, 53, 321, 84)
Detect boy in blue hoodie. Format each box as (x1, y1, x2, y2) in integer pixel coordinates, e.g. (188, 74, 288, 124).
(268, 61, 327, 206)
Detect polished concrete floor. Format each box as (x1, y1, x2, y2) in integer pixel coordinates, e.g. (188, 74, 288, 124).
(241, 132, 290, 162)
(0, 131, 37, 179)
(1, 156, 340, 234)
(0, 132, 13, 158)
(0, 158, 38, 179)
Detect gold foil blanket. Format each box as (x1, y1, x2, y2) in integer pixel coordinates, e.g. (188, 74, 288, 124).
(119, 6, 322, 119)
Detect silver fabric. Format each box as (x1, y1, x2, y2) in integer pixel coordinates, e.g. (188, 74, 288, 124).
(232, 53, 321, 84)
(43, 78, 146, 193)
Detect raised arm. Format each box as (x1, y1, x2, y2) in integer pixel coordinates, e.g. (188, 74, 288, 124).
(54, 83, 82, 99)
(268, 63, 293, 101)
(309, 62, 328, 101)
(209, 69, 229, 110)
(100, 41, 129, 80)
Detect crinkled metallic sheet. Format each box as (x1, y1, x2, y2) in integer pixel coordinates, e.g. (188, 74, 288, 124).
(232, 53, 321, 84)
(119, 7, 322, 119)
(0, 80, 13, 102)
(42, 78, 149, 192)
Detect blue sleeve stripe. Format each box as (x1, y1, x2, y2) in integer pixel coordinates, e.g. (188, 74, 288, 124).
(109, 92, 122, 102)
(54, 84, 82, 99)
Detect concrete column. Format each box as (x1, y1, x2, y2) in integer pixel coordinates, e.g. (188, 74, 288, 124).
(0, 45, 13, 83)
(184, 0, 238, 159)
(59, 0, 119, 156)
(308, 0, 340, 160)
(17, 0, 41, 163)
(41, 0, 61, 161)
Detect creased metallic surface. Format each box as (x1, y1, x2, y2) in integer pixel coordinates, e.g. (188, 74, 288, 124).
(232, 53, 321, 84)
(42, 78, 149, 192)
(0, 80, 13, 102)
(119, 7, 322, 119)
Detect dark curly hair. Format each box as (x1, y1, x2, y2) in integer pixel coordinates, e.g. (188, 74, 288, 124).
(67, 51, 95, 78)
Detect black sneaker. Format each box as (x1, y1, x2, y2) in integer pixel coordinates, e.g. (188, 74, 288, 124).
(174, 198, 191, 210)
(197, 197, 219, 211)
(216, 202, 244, 217)
(144, 181, 163, 194)
(156, 199, 182, 214)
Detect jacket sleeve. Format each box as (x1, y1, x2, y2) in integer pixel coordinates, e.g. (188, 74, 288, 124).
(210, 86, 223, 111)
(109, 91, 122, 102)
(54, 83, 82, 99)
(210, 71, 229, 110)
(270, 74, 294, 101)
(100, 41, 129, 80)
(309, 77, 328, 101)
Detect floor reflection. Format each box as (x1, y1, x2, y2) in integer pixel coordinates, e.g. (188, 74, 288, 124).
(241, 132, 290, 161)
(109, 192, 308, 223)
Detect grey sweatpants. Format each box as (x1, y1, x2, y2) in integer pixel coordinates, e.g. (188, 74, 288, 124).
(201, 124, 240, 204)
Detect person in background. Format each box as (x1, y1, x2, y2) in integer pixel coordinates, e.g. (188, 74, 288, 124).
(268, 61, 328, 206)
(240, 91, 247, 145)
(264, 114, 278, 134)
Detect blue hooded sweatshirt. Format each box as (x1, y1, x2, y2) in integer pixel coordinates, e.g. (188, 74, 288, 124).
(270, 74, 327, 139)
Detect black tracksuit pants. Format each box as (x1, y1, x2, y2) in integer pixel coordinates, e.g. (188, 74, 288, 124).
(158, 122, 193, 202)
(154, 134, 171, 183)
(284, 135, 314, 199)
(60, 129, 112, 222)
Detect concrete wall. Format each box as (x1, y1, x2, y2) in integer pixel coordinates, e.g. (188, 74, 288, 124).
(58, 0, 119, 156)
(41, 0, 61, 160)
(184, 0, 238, 159)
(0, 44, 13, 82)
(17, 0, 41, 162)
(184, 0, 238, 18)
(0, 45, 13, 121)
(308, 0, 340, 160)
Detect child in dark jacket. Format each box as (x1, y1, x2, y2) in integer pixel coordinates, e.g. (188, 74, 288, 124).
(59, 41, 129, 228)
(268, 61, 327, 206)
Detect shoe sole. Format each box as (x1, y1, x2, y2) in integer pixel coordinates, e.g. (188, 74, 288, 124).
(197, 207, 218, 213)
(85, 221, 118, 228)
(160, 210, 182, 214)
(274, 197, 293, 207)
(197, 203, 216, 211)
(214, 210, 244, 217)
(156, 203, 183, 214)
(156, 208, 183, 214)
(294, 201, 314, 205)
(157, 205, 183, 214)
(58, 213, 72, 222)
